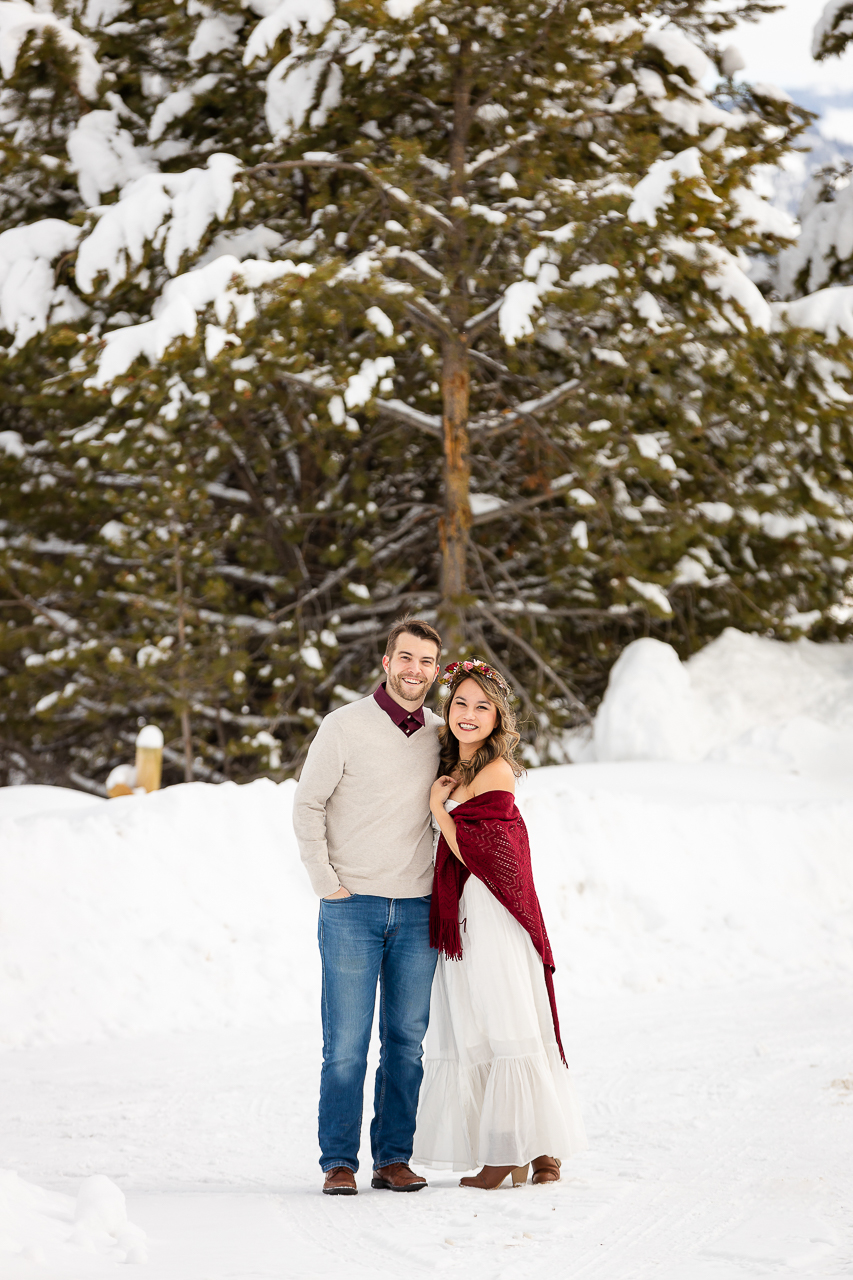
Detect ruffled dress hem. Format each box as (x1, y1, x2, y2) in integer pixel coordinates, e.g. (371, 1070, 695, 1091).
(414, 1043, 587, 1171)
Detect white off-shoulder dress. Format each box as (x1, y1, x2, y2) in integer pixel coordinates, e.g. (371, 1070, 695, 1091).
(413, 800, 587, 1172)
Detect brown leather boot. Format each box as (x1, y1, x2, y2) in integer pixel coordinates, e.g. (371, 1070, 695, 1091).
(371, 1162, 427, 1191)
(323, 1167, 357, 1195)
(531, 1156, 561, 1185)
(459, 1163, 530, 1189)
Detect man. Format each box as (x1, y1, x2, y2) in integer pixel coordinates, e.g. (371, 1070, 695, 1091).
(293, 618, 443, 1195)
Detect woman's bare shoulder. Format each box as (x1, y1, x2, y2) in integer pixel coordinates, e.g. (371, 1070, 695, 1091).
(472, 757, 517, 795)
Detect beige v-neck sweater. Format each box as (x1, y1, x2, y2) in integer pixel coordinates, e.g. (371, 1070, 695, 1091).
(292, 695, 442, 898)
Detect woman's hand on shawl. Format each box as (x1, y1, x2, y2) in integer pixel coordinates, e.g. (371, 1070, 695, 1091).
(429, 775, 457, 816)
(430, 776, 464, 862)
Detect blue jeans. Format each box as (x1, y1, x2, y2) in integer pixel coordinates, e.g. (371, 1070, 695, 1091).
(317, 894, 437, 1174)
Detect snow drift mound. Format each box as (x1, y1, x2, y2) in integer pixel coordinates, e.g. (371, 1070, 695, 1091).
(585, 628, 853, 786)
(522, 762, 853, 996)
(2, 752, 853, 1050)
(0, 1170, 146, 1267)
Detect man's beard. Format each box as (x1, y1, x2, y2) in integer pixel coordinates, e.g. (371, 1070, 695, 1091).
(388, 671, 426, 703)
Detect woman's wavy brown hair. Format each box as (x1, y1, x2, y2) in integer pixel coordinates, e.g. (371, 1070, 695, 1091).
(438, 663, 523, 787)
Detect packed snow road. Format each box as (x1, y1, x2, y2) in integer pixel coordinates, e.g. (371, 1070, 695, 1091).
(1, 978, 851, 1279)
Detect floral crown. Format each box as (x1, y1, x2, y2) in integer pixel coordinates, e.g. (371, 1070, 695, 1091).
(439, 658, 511, 696)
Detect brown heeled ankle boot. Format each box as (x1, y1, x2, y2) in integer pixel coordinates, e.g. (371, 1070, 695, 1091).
(459, 1163, 530, 1189)
(531, 1156, 561, 1185)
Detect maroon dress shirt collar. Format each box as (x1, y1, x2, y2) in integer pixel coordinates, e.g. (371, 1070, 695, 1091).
(373, 681, 425, 735)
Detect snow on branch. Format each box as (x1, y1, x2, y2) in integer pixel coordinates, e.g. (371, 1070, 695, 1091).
(106, 589, 278, 635)
(365, 267, 452, 336)
(67, 109, 155, 207)
(375, 399, 442, 437)
(396, 295, 454, 338)
(627, 148, 721, 227)
(773, 286, 853, 343)
(76, 154, 243, 294)
(250, 157, 454, 232)
(665, 236, 771, 332)
(730, 185, 798, 243)
(343, 356, 395, 409)
(470, 379, 580, 436)
(590, 16, 644, 46)
(397, 250, 444, 284)
(148, 74, 220, 143)
(0, 221, 82, 350)
(0, 1, 101, 97)
(776, 180, 853, 296)
(465, 297, 504, 337)
(644, 27, 711, 84)
(813, 0, 853, 60)
(465, 132, 537, 177)
(276, 368, 335, 395)
(271, 508, 436, 619)
(476, 604, 591, 721)
(189, 14, 243, 62)
(87, 255, 313, 386)
(499, 280, 542, 345)
(243, 0, 334, 65)
(469, 477, 579, 526)
(498, 260, 560, 346)
(260, 23, 346, 140)
(626, 576, 673, 617)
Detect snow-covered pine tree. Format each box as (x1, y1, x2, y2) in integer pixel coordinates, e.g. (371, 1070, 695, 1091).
(3, 0, 853, 785)
(776, 3, 853, 302)
(0, 0, 338, 784)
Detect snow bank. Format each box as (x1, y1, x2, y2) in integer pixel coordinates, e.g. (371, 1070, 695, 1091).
(3, 716, 853, 1051)
(586, 629, 853, 787)
(2, 630, 853, 1050)
(0, 1170, 145, 1267)
(0, 779, 318, 1050)
(523, 761, 853, 995)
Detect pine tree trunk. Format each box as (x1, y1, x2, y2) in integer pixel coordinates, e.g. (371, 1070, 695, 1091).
(440, 336, 471, 656)
(439, 44, 473, 657)
(180, 706, 193, 783)
(173, 534, 194, 784)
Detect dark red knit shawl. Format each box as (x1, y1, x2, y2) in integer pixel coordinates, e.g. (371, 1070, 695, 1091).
(429, 789, 566, 1065)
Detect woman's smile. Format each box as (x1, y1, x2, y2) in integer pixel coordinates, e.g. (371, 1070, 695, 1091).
(449, 678, 499, 749)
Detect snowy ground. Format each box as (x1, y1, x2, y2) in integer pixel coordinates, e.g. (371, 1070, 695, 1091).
(1, 981, 851, 1278)
(2, 631, 853, 1276)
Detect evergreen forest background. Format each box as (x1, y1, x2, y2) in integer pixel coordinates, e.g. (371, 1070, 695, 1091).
(3, 0, 853, 791)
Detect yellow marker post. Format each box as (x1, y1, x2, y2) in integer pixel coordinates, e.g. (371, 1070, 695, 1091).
(135, 724, 164, 793)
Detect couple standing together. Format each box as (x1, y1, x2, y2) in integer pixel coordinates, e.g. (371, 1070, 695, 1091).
(293, 618, 586, 1194)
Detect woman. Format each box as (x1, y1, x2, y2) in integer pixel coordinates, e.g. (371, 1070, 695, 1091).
(413, 659, 586, 1189)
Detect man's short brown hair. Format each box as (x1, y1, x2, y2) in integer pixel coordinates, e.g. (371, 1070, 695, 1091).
(385, 617, 442, 659)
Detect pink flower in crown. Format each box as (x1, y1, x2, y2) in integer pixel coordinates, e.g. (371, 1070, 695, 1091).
(463, 661, 472, 670)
